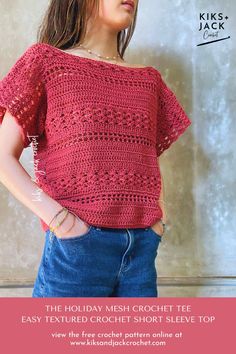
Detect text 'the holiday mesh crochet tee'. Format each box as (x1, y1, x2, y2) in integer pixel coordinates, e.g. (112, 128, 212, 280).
(0, 43, 192, 232)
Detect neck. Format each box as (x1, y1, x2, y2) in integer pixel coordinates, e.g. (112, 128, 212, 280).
(78, 20, 122, 61)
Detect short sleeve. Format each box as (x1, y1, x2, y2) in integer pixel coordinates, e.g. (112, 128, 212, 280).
(156, 74, 191, 157)
(0, 43, 47, 148)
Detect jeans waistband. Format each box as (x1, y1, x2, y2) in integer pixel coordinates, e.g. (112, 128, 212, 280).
(93, 226, 149, 231)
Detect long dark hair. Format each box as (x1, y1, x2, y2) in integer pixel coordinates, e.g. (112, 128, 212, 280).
(37, 0, 139, 60)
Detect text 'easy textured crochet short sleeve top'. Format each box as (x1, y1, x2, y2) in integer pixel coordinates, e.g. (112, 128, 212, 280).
(0, 43, 192, 231)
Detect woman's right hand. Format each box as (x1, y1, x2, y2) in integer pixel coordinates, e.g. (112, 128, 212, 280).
(53, 212, 91, 239)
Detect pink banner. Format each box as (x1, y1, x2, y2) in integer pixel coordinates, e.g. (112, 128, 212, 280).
(0, 297, 234, 353)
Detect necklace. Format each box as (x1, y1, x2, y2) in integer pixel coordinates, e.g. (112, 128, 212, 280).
(77, 44, 124, 63)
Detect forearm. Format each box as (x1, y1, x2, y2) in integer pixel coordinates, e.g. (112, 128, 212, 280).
(0, 154, 62, 226)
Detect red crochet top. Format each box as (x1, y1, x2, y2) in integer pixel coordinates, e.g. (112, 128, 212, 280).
(0, 43, 192, 231)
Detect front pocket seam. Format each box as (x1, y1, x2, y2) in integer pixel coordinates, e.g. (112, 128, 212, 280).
(149, 227, 163, 241)
(55, 225, 94, 242)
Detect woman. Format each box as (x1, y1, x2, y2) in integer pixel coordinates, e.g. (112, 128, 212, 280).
(0, 0, 191, 297)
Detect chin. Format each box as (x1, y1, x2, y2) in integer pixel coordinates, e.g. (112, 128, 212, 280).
(113, 17, 132, 29)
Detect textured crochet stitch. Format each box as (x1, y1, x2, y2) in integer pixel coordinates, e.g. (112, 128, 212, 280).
(0, 43, 192, 231)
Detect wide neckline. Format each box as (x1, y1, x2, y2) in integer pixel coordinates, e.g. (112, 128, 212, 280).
(39, 42, 155, 72)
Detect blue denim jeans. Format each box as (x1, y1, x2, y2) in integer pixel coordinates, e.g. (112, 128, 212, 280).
(32, 225, 162, 298)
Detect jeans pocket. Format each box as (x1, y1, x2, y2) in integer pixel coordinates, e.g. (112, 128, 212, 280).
(148, 227, 163, 242)
(52, 224, 94, 242)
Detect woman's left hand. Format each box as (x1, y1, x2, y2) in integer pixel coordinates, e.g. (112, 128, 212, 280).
(150, 220, 165, 237)
(151, 201, 167, 236)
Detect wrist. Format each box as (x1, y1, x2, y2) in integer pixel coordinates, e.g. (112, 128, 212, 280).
(39, 193, 64, 226)
(55, 212, 75, 236)
(159, 218, 166, 233)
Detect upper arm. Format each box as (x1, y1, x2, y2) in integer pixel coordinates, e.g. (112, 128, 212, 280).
(0, 109, 24, 159)
(0, 43, 47, 150)
(156, 73, 192, 157)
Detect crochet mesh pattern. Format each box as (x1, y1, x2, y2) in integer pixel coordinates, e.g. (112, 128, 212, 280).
(0, 43, 192, 230)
